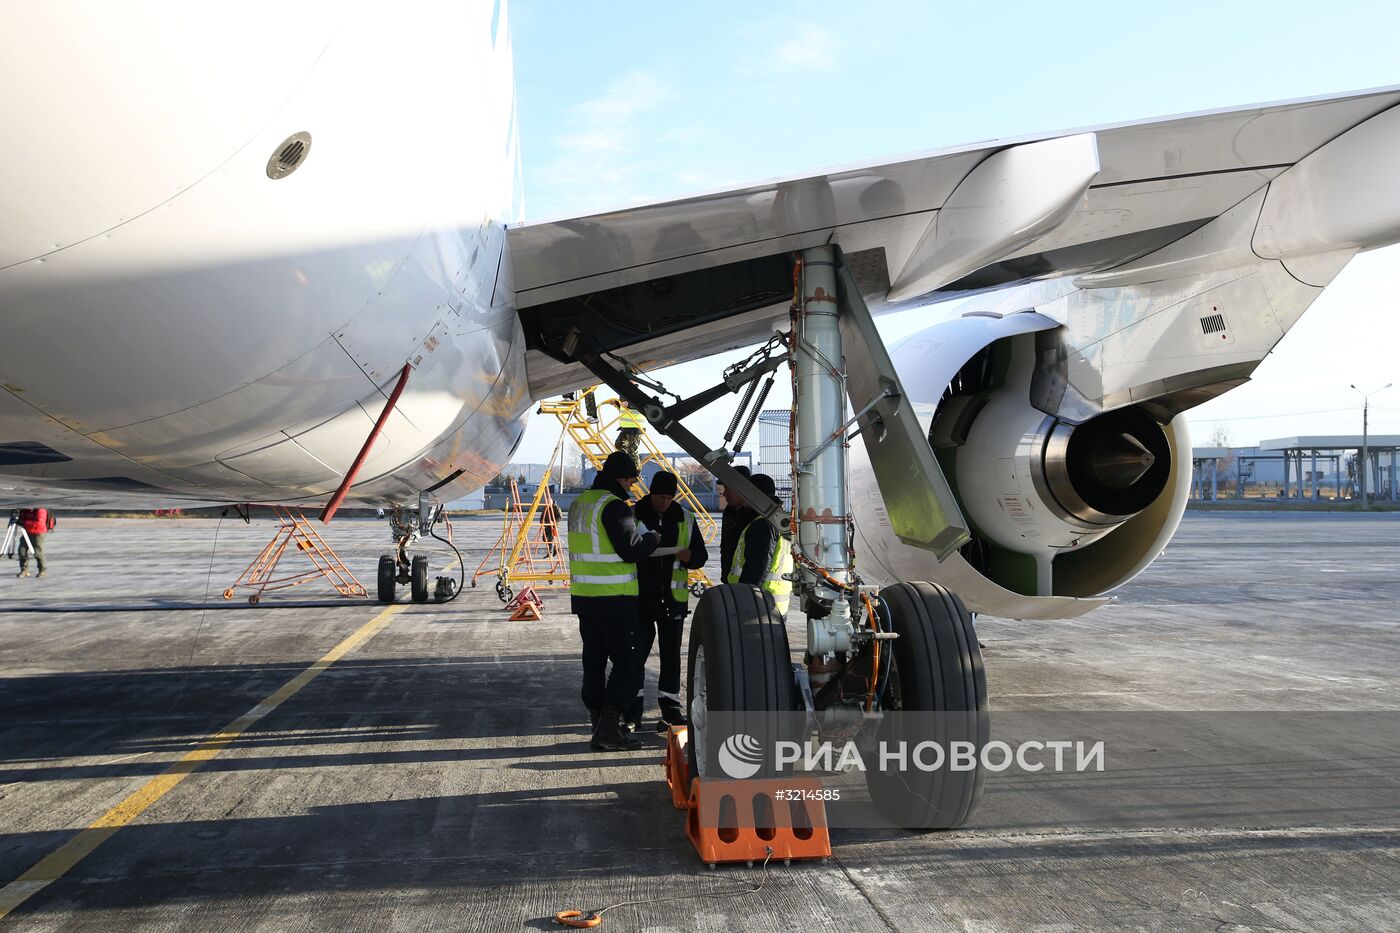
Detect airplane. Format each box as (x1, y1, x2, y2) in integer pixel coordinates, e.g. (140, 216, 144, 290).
(4, 1, 1399, 827)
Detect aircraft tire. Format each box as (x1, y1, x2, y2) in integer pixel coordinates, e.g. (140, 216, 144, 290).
(864, 581, 988, 829)
(377, 554, 396, 604)
(685, 583, 796, 780)
(411, 555, 430, 603)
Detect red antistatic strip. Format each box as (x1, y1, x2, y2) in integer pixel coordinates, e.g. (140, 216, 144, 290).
(319, 363, 411, 524)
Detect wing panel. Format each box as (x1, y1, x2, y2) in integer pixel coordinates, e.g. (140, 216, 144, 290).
(510, 87, 1400, 316)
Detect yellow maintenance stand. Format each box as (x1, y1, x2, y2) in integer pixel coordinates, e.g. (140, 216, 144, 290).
(474, 389, 719, 604)
(538, 388, 720, 594)
(470, 475, 568, 602)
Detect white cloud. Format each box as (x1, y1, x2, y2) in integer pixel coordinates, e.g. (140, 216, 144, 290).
(773, 25, 837, 72)
(557, 127, 625, 155)
(532, 69, 675, 215)
(573, 69, 671, 122)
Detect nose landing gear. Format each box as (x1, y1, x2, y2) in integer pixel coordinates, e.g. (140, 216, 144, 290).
(573, 244, 988, 832)
(376, 495, 462, 604)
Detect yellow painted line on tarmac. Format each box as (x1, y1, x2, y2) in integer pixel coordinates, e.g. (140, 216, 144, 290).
(0, 603, 406, 920)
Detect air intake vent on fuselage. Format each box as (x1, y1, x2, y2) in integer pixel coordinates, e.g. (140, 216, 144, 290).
(266, 132, 312, 179)
(1199, 313, 1227, 335)
(279, 140, 304, 165)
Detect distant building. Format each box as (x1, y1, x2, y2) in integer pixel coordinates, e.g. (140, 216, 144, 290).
(493, 462, 555, 487)
(579, 452, 749, 512)
(756, 410, 794, 509)
(445, 488, 485, 511)
(1191, 436, 1400, 501)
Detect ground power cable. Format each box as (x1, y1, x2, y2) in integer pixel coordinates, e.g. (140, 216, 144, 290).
(553, 848, 774, 928)
(163, 510, 226, 716)
(428, 510, 464, 603)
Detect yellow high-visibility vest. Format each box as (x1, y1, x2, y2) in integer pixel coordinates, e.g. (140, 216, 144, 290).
(668, 510, 693, 605)
(568, 489, 638, 597)
(726, 518, 793, 615)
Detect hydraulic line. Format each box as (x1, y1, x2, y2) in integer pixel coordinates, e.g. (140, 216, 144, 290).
(863, 592, 880, 712)
(874, 598, 894, 706)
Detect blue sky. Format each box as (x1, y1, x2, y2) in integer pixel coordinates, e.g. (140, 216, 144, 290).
(508, 1, 1400, 463)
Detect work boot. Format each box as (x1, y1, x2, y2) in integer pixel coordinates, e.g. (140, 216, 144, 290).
(36, 570, 45, 579)
(16, 568, 28, 578)
(658, 698, 688, 727)
(590, 706, 641, 751)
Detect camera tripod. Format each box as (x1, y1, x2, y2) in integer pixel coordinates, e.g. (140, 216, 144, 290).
(2, 511, 34, 561)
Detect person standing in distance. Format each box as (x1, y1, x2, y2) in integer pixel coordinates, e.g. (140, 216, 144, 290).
(727, 473, 793, 616)
(15, 506, 55, 578)
(568, 452, 659, 751)
(630, 471, 708, 729)
(717, 464, 752, 581)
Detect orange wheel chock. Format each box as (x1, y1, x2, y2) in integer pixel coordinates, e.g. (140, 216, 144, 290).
(662, 726, 832, 865)
(554, 909, 602, 928)
(662, 725, 692, 810)
(504, 584, 544, 613)
(684, 774, 832, 865)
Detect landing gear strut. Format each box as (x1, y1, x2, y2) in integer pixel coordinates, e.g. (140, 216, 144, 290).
(573, 244, 988, 829)
(376, 493, 459, 604)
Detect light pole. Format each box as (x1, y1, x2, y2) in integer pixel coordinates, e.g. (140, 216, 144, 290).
(1350, 383, 1392, 510)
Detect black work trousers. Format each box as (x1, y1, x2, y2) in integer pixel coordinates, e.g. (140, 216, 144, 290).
(577, 602, 641, 714)
(17, 534, 45, 573)
(627, 600, 685, 724)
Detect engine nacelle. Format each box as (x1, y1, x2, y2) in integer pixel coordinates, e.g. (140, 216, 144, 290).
(851, 315, 1191, 618)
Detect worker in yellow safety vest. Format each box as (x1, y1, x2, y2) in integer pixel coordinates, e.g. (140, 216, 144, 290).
(615, 400, 644, 460)
(569, 451, 660, 750)
(629, 471, 708, 729)
(725, 473, 793, 616)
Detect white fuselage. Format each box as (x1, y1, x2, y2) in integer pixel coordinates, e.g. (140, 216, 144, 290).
(0, 1, 529, 507)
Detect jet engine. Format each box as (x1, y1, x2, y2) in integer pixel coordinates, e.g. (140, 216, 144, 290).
(851, 313, 1192, 618)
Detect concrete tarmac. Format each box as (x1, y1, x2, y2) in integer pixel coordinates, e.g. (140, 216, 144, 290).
(0, 513, 1397, 930)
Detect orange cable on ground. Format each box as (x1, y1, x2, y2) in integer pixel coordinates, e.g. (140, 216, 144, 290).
(553, 850, 774, 928)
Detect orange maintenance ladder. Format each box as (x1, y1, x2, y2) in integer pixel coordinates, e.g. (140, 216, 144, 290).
(223, 506, 367, 604)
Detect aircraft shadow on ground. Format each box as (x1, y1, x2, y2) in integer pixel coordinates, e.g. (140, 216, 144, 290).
(0, 781, 706, 913)
(1, 808, 1397, 918)
(0, 653, 626, 779)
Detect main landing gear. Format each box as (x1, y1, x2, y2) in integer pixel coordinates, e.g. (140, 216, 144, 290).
(577, 244, 988, 830)
(376, 494, 460, 604)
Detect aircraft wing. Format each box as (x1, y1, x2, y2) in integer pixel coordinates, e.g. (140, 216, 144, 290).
(510, 85, 1400, 398)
